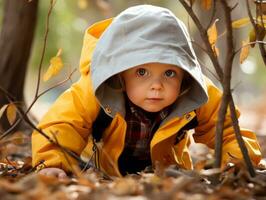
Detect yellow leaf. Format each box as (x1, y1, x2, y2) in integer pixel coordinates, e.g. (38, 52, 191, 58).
(78, 0, 88, 10)
(7, 103, 17, 125)
(232, 18, 250, 28)
(239, 40, 250, 64)
(0, 104, 8, 119)
(249, 28, 256, 48)
(232, 16, 266, 29)
(43, 48, 64, 82)
(201, 0, 212, 10)
(207, 20, 218, 46)
(256, 15, 266, 23)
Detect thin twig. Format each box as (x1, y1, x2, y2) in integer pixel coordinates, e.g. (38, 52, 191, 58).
(0, 69, 76, 140)
(27, 68, 77, 113)
(35, 0, 55, 98)
(228, 94, 256, 177)
(206, 0, 217, 29)
(235, 41, 266, 54)
(217, 0, 256, 177)
(213, 0, 235, 169)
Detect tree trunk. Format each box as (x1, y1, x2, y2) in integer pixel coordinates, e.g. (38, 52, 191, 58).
(0, 0, 38, 131)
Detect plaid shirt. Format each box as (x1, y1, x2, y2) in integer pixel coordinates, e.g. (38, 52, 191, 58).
(119, 97, 171, 175)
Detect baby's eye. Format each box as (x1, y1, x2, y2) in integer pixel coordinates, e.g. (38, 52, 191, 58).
(136, 68, 148, 76)
(165, 70, 176, 77)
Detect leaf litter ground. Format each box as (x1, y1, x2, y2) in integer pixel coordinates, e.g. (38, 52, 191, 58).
(0, 132, 265, 200)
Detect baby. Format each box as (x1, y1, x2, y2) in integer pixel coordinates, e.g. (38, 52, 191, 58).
(32, 5, 262, 178)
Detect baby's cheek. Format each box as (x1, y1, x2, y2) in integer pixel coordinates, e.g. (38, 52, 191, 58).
(129, 89, 146, 105)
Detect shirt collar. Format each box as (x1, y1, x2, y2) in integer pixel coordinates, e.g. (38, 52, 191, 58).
(126, 96, 171, 121)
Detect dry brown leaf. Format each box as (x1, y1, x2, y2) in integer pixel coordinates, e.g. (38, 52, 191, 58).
(194, 160, 207, 171)
(111, 178, 139, 196)
(201, 0, 212, 10)
(0, 104, 8, 119)
(38, 174, 61, 186)
(239, 40, 250, 64)
(7, 103, 17, 125)
(0, 179, 24, 193)
(43, 48, 64, 82)
(78, 177, 95, 188)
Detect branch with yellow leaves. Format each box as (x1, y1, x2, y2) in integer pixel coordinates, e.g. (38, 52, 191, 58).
(179, 0, 256, 178)
(179, 0, 223, 81)
(220, 0, 256, 177)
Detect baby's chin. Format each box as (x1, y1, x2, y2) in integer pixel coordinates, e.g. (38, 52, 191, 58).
(139, 105, 165, 113)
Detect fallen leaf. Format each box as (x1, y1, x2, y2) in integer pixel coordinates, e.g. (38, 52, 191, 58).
(194, 160, 207, 171)
(111, 177, 139, 196)
(43, 48, 64, 82)
(0, 179, 24, 193)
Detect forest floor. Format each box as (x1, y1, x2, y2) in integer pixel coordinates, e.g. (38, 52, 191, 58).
(0, 129, 265, 200)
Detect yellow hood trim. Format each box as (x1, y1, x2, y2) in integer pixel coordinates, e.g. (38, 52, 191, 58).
(79, 18, 113, 75)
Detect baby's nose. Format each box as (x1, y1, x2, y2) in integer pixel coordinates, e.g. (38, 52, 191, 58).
(150, 78, 163, 90)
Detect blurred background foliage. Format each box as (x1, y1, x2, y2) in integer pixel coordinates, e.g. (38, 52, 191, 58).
(0, 0, 265, 133)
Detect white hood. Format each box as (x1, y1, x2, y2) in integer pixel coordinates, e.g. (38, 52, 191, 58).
(91, 5, 208, 118)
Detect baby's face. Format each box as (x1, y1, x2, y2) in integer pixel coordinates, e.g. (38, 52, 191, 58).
(121, 63, 184, 112)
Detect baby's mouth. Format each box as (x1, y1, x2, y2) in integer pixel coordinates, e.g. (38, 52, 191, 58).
(146, 98, 163, 101)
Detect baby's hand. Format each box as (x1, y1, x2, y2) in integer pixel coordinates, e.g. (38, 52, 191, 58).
(38, 167, 67, 179)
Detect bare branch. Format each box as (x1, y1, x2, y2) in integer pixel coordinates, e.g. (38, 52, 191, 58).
(215, 0, 256, 177)
(27, 68, 77, 113)
(228, 94, 256, 177)
(0, 68, 76, 140)
(35, 0, 55, 98)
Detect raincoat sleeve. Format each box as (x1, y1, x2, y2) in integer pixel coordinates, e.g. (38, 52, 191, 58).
(193, 76, 262, 166)
(31, 74, 100, 172)
(31, 18, 113, 172)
